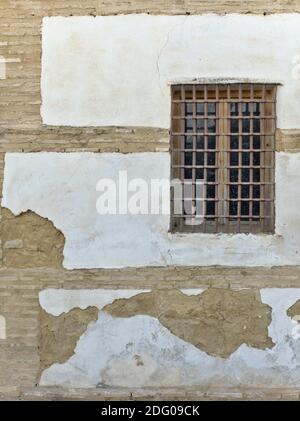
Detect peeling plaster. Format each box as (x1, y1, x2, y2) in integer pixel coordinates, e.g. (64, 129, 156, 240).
(39, 289, 151, 317)
(1, 208, 65, 268)
(40, 288, 300, 389)
(42, 14, 300, 128)
(39, 289, 203, 316)
(39, 306, 99, 372)
(103, 288, 274, 358)
(287, 300, 300, 320)
(2, 152, 300, 269)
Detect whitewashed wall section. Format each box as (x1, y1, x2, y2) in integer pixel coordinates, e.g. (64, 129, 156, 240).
(39, 288, 300, 389)
(42, 14, 300, 128)
(2, 152, 300, 269)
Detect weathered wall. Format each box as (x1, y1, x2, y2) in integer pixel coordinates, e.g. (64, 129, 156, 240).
(2, 267, 300, 399)
(39, 306, 99, 373)
(1, 0, 300, 400)
(1, 209, 64, 268)
(3, 13, 296, 270)
(37, 287, 300, 390)
(2, 152, 300, 268)
(0, 2, 299, 152)
(41, 14, 300, 129)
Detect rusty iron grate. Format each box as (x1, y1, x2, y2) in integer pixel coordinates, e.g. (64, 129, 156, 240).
(170, 83, 277, 234)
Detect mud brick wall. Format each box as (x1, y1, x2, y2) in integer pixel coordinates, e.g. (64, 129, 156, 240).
(0, 1, 300, 400)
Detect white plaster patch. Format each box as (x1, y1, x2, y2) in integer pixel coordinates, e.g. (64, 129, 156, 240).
(42, 14, 300, 128)
(39, 289, 150, 316)
(40, 289, 300, 388)
(39, 288, 206, 316)
(1, 152, 170, 269)
(0, 315, 6, 340)
(2, 152, 300, 269)
(180, 289, 205, 296)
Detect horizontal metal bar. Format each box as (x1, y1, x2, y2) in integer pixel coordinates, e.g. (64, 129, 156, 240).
(172, 116, 276, 120)
(171, 199, 273, 202)
(172, 215, 272, 219)
(171, 149, 273, 152)
(169, 181, 273, 185)
(171, 132, 276, 136)
(172, 100, 276, 104)
(172, 165, 273, 169)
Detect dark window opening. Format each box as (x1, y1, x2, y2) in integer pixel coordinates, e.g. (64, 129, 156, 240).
(170, 83, 276, 234)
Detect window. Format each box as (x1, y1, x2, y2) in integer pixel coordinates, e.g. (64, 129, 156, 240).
(170, 83, 277, 234)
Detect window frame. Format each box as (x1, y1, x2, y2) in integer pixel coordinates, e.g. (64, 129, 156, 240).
(170, 83, 277, 234)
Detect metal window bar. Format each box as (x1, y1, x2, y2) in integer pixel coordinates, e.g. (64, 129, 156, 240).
(170, 83, 277, 234)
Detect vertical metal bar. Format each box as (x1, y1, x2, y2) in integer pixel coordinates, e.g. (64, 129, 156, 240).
(180, 85, 185, 232)
(218, 89, 226, 230)
(271, 86, 277, 233)
(203, 85, 208, 233)
(170, 86, 174, 231)
(261, 84, 266, 233)
(249, 84, 254, 232)
(192, 84, 196, 232)
(237, 83, 242, 233)
(225, 84, 230, 233)
(215, 84, 219, 234)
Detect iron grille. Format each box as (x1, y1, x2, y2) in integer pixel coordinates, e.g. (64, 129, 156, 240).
(170, 83, 277, 234)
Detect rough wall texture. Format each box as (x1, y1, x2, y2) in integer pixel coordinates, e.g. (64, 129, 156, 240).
(104, 288, 273, 358)
(1, 267, 300, 398)
(39, 306, 98, 373)
(0, 0, 300, 400)
(1, 209, 64, 268)
(38, 288, 300, 390)
(287, 300, 300, 319)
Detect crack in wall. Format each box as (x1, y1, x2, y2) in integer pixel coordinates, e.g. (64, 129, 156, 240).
(156, 15, 189, 94)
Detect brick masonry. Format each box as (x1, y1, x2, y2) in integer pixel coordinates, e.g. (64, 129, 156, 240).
(1, 0, 300, 400)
